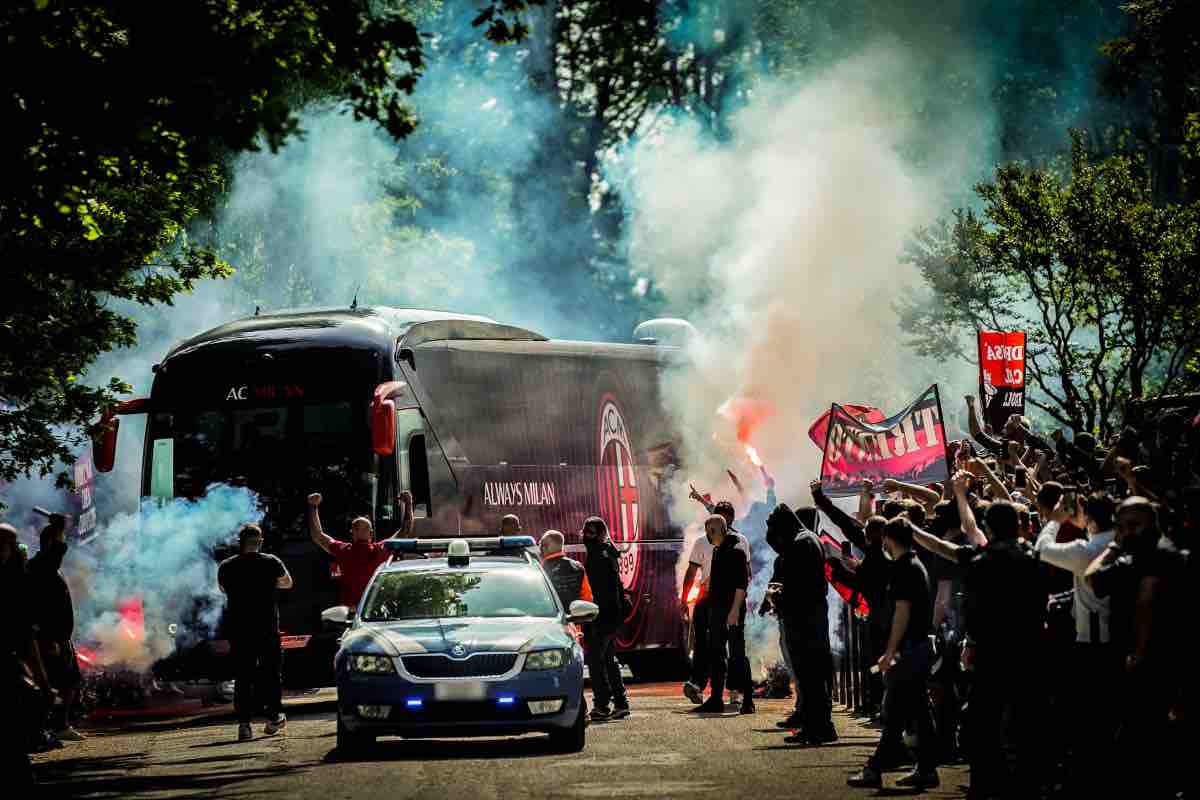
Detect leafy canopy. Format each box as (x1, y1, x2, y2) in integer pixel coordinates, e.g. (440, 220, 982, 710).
(0, 0, 537, 489)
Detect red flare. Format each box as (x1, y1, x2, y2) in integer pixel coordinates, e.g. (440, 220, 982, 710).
(745, 444, 763, 468)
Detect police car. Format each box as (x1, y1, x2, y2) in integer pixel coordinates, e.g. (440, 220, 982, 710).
(324, 536, 597, 754)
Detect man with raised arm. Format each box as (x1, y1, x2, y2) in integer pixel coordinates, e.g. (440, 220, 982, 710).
(308, 491, 409, 609)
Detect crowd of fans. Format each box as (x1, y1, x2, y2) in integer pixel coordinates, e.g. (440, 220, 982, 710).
(781, 393, 1197, 797)
(1, 513, 86, 788)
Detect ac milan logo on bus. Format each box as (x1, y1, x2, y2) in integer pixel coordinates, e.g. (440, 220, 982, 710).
(597, 395, 641, 592)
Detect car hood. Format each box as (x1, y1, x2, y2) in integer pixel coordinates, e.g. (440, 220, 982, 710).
(341, 617, 572, 657)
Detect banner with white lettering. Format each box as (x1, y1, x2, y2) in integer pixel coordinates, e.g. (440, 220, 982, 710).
(977, 331, 1026, 432)
(818, 385, 949, 497)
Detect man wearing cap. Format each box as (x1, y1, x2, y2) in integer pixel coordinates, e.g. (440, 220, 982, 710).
(308, 492, 410, 610)
(218, 524, 293, 742)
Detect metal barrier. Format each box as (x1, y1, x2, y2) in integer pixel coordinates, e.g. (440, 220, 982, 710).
(832, 600, 873, 713)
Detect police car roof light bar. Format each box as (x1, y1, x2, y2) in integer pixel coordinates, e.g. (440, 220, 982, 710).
(383, 536, 536, 554)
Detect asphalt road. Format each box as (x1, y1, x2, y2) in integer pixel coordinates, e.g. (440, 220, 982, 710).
(34, 685, 968, 799)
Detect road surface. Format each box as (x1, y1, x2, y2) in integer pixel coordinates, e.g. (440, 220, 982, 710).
(34, 684, 968, 798)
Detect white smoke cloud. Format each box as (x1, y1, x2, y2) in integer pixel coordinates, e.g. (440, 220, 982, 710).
(65, 483, 262, 671)
(618, 46, 988, 676)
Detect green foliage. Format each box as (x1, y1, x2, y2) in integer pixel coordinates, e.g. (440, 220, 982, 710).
(901, 132, 1200, 437)
(0, 1, 531, 490)
(1101, 0, 1200, 192)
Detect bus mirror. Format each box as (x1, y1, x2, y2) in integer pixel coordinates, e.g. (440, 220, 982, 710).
(372, 382, 406, 456)
(94, 413, 120, 473)
(95, 398, 151, 473)
(372, 396, 396, 455)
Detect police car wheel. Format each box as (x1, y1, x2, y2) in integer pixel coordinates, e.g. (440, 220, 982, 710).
(547, 695, 586, 753)
(336, 712, 375, 755)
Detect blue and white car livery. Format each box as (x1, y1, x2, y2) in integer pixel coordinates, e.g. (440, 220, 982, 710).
(329, 536, 598, 753)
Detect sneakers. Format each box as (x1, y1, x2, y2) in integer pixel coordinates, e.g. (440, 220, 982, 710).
(895, 770, 940, 790)
(610, 706, 631, 720)
(589, 706, 612, 721)
(53, 726, 85, 742)
(263, 715, 287, 736)
(238, 724, 253, 742)
(776, 712, 804, 729)
(739, 699, 756, 715)
(690, 698, 726, 714)
(682, 681, 704, 704)
(847, 768, 882, 789)
(728, 691, 742, 705)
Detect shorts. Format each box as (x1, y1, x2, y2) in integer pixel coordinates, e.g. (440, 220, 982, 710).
(42, 639, 82, 691)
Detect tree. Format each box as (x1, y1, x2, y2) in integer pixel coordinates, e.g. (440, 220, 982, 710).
(0, 1, 537, 490)
(1101, 0, 1200, 195)
(900, 132, 1200, 438)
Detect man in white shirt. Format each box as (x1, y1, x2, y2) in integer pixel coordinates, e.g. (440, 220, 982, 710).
(1034, 491, 1118, 796)
(680, 501, 752, 708)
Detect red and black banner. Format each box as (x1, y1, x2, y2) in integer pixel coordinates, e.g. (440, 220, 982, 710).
(977, 331, 1026, 432)
(818, 385, 950, 498)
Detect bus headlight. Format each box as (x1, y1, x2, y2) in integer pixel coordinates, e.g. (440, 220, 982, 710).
(348, 654, 395, 674)
(523, 648, 568, 671)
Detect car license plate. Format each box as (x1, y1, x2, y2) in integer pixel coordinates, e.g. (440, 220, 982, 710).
(434, 681, 486, 701)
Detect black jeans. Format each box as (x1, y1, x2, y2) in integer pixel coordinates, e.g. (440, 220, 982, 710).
(584, 625, 627, 710)
(689, 596, 711, 688)
(728, 619, 750, 696)
(784, 616, 834, 735)
(871, 639, 937, 774)
(965, 654, 1045, 795)
(3, 658, 34, 788)
(705, 605, 750, 701)
(230, 634, 282, 724)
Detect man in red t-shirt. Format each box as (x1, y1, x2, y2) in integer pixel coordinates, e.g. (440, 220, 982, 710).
(307, 492, 408, 609)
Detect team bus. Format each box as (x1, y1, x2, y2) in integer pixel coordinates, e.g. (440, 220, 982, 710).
(97, 307, 690, 684)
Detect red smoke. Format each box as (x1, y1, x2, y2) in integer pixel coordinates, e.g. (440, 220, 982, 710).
(718, 396, 776, 444)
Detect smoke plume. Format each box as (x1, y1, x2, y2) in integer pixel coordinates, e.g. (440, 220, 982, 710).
(65, 484, 262, 670)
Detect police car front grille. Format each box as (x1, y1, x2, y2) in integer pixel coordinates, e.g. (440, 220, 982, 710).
(402, 653, 519, 678)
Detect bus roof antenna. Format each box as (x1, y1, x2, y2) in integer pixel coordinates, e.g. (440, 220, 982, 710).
(350, 284, 362, 310)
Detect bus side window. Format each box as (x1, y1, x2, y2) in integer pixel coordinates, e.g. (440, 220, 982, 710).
(408, 434, 430, 518)
(396, 408, 431, 518)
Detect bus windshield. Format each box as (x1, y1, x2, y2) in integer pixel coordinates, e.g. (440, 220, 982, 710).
(146, 400, 374, 537)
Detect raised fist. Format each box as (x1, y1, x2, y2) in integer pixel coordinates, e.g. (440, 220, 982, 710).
(307, 493, 322, 508)
(809, 479, 822, 497)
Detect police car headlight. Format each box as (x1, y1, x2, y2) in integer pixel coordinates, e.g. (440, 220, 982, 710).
(523, 648, 568, 671)
(348, 654, 395, 674)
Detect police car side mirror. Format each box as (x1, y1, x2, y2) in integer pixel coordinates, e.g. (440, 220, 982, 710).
(322, 605, 353, 627)
(567, 600, 599, 623)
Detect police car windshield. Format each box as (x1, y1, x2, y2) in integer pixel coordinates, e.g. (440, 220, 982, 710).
(360, 568, 558, 622)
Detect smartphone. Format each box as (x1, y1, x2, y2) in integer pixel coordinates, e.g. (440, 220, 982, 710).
(1015, 466, 1027, 488)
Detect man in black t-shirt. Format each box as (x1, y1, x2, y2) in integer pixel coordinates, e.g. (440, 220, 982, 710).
(911, 494, 1046, 799)
(691, 515, 749, 715)
(849, 517, 939, 791)
(218, 524, 292, 742)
